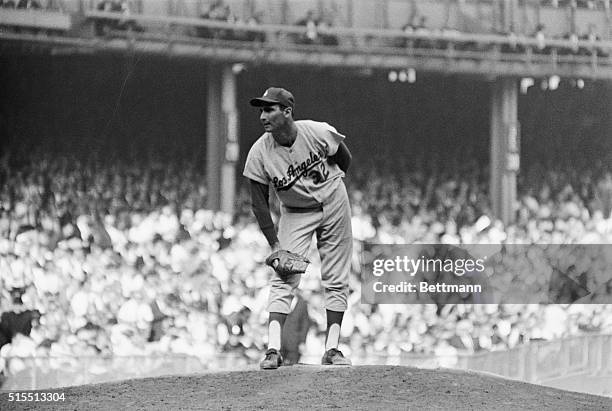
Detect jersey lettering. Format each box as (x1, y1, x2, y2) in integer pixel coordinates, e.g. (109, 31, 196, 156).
(243, 120, 346, 207)
(273, 149, 327, 191)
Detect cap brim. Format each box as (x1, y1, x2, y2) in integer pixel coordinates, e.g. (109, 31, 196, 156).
(249, 97, 280, 107)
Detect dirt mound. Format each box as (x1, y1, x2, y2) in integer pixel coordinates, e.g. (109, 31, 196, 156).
(2, 365, 611, 410)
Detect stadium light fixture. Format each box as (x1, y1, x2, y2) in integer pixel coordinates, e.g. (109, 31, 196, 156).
(398, 70, 408, 82)
(548, 75, 560, 91)
(407, 68, 416, 83)
(520, 77, 534, 94)
(231, 63, 246, 74)
(388, 70, 398, 82)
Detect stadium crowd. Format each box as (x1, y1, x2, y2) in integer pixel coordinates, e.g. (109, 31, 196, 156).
(1, 143, 612, 380)
(1, 0, 609, 58)
(85, 0, 609, 57)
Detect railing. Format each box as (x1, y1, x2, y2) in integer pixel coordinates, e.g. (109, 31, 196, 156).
(4, 0, 611, 38)
(2, 9, 612, 76)
(1, 334, 610, 395)
(2, 5, 612, 77)
(0, 8, 72, 31)
(80, 11, 612, 66)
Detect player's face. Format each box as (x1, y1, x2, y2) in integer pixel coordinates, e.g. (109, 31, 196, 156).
(259, 104, 289, 132)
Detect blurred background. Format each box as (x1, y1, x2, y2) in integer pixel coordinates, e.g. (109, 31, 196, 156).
(1, 0, 611, 397)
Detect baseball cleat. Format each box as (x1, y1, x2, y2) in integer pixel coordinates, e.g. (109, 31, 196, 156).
(260, 348, 283, 369)
(321, 348, 352, 366)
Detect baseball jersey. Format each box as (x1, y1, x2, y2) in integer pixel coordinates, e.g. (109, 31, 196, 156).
(243, 120, 345, 208)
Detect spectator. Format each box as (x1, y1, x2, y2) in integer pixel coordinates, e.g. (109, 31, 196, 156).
(317, 19, 338, 46)
(1, 140, 612, 380)
(295, 10, 319, 45)
(437, 25, 462, 50)
(94, 0, 141, 37)
(197, 0, 233, 40)
(505, 30, 519, 53)
(94, 0, 123, 36)
(16, 0, 40, 9)
(0, 305, 41, 350)
(533, 23, 550, 54)
(397, 20, 416, 48)
(413, 16, 432, 49)
(594, 172, 612, 218)
(579, 23, 608, 57)
(559, 30, 580, 55)
(246, 15, 265, 42)
(233, 13, 265, 43)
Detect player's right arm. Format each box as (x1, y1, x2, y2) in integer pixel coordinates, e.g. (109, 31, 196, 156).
(249, 179, 280, 249)
(244, 138, 280, 250)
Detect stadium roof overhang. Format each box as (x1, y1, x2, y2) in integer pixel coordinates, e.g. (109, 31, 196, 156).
(2, 10, 612, 81)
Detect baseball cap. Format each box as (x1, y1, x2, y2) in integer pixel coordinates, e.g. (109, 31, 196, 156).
(249, 87, 295, 109)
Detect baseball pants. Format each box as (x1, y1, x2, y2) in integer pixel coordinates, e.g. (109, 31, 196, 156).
(268, 180, 352, 314)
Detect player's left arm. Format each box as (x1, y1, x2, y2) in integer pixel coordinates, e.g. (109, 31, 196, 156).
(317, 122, 351, 173)
(328, 141, 352, 173)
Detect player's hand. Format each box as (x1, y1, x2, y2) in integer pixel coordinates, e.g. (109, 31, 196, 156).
(270, 243, 282, 270)
(271, 242, 281, 253)
(266, 250, 310, 277)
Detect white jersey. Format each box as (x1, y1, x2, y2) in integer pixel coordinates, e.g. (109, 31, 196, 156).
(243, 120, 346, 208)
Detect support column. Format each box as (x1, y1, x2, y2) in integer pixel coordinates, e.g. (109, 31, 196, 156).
(490, 77, 519, 226)
(207, 64, 239, 215)
(220, 66, 239, 215)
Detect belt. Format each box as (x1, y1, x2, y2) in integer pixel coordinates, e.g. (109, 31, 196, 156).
(283, 204, 323, 213)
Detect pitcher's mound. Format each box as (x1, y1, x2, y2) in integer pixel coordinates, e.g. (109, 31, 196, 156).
(2, 365, 611, 410)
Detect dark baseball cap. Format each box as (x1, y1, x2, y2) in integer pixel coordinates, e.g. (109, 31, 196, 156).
(249, 87, 295, 109)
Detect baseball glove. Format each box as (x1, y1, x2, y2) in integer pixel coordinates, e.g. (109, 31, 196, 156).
(266, 250, 310, 277)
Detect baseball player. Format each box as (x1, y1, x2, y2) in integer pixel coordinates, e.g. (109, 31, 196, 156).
(243, 87, 353, 369)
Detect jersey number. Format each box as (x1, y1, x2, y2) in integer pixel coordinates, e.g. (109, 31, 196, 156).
(308, 163, 329, 184)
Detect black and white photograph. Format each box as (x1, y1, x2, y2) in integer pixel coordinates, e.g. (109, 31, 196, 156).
(1, 0, 612, 409)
